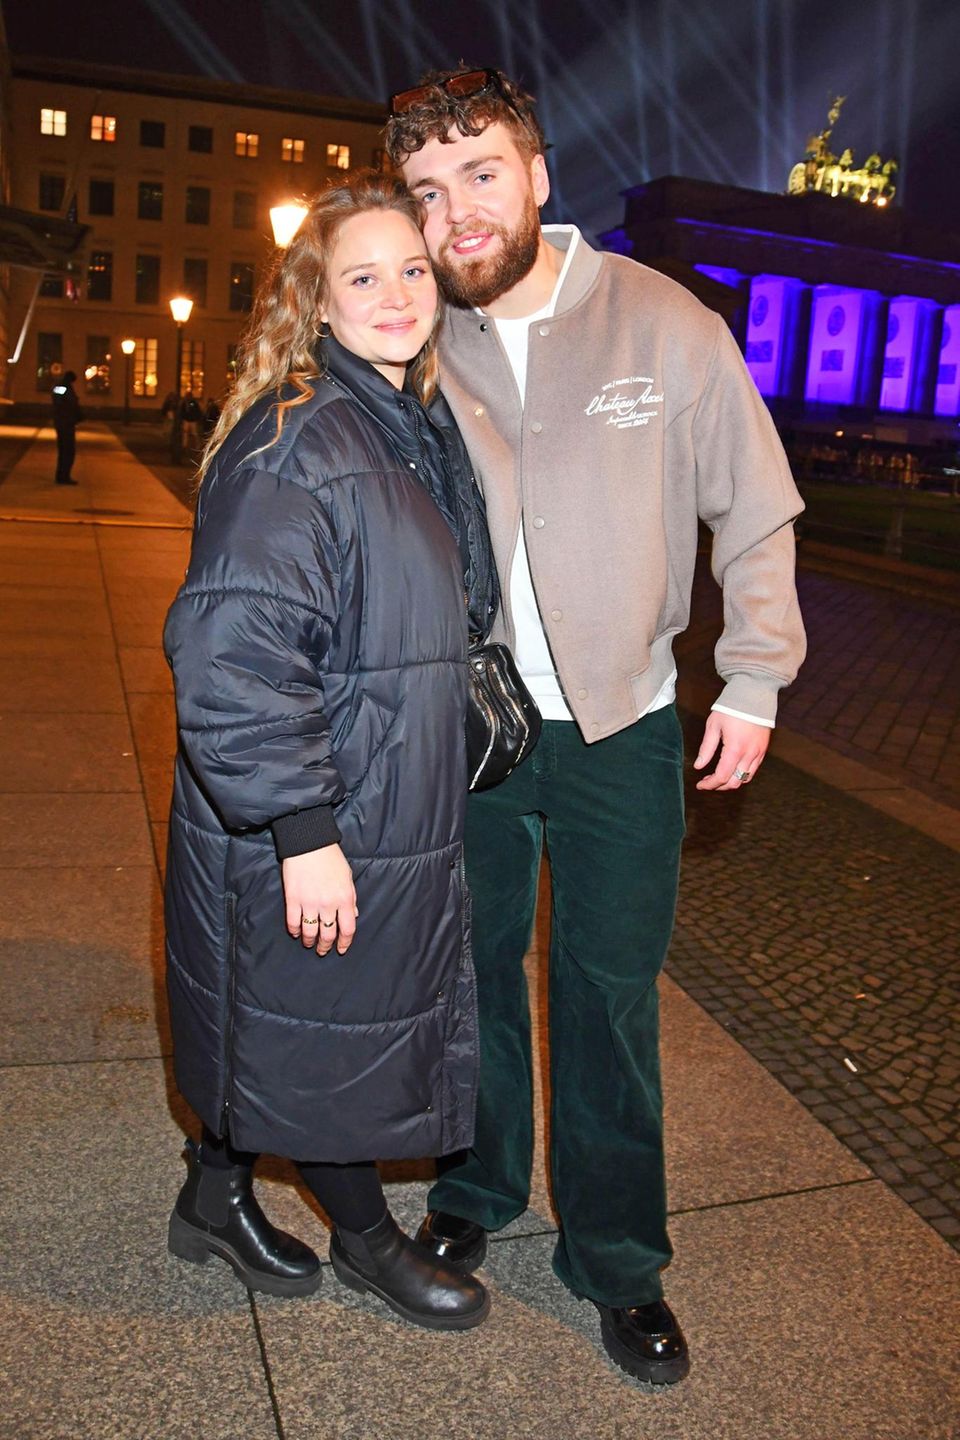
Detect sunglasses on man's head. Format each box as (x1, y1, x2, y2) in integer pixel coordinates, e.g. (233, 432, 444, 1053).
(390, 68, 521, 119)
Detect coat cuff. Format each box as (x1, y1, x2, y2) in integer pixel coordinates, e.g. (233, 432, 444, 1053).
(715, 673, 785, 726)
(271, 804, 341, 859)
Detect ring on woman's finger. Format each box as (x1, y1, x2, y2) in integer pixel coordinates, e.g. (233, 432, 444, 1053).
(301, 916, 319, 926)
(320, 918, 337, 928)
(733, 768, 751, 781)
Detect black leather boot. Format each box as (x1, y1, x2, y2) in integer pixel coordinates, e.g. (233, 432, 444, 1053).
(594, 1299, 690, 1385)
(167, 1138, 321, 1298)
(330, 1211, 491, 1330)
(417, 1209, 488, 1272)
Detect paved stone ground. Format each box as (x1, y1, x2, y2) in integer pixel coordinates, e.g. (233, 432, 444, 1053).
(680, 554, 960, 807)
(672, 734, 960, 1249)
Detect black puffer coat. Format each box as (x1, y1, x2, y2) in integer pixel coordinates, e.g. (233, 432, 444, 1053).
(164, 340, 496, 1162)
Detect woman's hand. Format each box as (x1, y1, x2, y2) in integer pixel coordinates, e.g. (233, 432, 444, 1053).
(282, 844, 358, 956)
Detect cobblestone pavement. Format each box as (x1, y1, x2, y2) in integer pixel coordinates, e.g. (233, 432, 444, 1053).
(671, 720, 960, 1249)
(678, 554, 960, 808)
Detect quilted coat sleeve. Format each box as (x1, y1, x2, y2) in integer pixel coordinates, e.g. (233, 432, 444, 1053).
(164, 465, 348, 833)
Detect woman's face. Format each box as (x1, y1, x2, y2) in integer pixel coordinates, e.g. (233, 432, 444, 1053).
(321, 209, 438, 387)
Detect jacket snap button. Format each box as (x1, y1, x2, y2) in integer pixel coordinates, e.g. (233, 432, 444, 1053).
(530, 421, 543, 434)
(425, 1104, 433, 1113)
(591, 722, 600, 732)
(532, 515, 545, 529)
(474, 406, 485, 417)
(577, 688, 588, 699)
(538, 325, 550, 336)
(479, 322, 488, 332)
(437, 989, 444, 1000)
(449, 859, 457, 869)
(550, 608, 562, 620)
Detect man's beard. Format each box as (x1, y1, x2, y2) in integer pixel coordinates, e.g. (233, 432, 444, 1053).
(433, 194, 541, 309)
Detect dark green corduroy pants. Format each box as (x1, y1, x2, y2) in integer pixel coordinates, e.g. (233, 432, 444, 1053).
(430, 708, 685, 1307)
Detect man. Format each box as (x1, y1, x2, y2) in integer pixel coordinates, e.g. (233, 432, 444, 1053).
(51, 370, 81, 486)
(386, 68, 806, 1385)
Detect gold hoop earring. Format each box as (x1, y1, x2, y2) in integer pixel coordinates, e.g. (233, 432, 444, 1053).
(316, 320, 332, 339)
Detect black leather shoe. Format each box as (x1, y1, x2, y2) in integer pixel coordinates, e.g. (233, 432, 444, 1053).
(594, 1299, 690, 1385)
(167, 1138, 321, 1298)
(416, 1210, 488, 1272)
(330, 1211, 490, 1330)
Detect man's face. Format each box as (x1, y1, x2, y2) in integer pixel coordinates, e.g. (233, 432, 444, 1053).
(402, 121, 549, 308)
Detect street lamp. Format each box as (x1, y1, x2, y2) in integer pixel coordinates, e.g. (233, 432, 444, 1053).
(169, 296, 194, 463)
(270, 201, 308, 249)
(120, 338, 135, 427)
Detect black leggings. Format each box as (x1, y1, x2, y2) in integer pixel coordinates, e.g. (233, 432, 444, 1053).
(200, 1126, 386, 1232)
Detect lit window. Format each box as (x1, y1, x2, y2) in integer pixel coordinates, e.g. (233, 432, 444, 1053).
(36, 332, 63, 391)
(91, 115, 117, 143)
(40, 108, 67, 137)
(85, 336, 112, 395)
(180, 340, 205, 397)
(133, 338, 159, 398)
(282, 137, 305, 163)
(327, 143, 350, 170)
(87, 251, 113, 302)
(235, 131, 259, 158)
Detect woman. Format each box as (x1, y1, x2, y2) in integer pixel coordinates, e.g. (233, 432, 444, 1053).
(163, 173, 497, 1331)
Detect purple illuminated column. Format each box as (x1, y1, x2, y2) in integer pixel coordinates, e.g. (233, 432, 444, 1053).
(934, 306, 960, 418)
(879, 297, 941, 413)
(805, 285, 886, 407)
(744, 275, 809, 399)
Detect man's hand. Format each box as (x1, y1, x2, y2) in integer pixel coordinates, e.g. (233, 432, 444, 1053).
(282, 844, 358, 955)
(693, 713, 771, 792)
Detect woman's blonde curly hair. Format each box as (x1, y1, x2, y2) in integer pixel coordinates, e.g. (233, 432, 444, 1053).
(199, 169, 440, 481)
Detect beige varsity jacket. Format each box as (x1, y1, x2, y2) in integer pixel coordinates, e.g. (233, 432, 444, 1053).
(438, 230, 807, 740)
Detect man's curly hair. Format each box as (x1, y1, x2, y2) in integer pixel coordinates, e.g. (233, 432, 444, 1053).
(385, 66, 546, 167)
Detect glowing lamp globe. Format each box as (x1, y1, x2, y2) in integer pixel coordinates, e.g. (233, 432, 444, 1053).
(270, 202, 308, 248)
(169, 296, 194, 325)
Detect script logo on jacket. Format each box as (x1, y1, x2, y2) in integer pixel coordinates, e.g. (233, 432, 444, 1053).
(584, 374, 664, 429)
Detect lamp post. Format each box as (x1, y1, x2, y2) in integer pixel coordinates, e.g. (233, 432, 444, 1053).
(270, 201, 308, 249)
(169, 295, 194, 463)
(120, 338, 135, 427)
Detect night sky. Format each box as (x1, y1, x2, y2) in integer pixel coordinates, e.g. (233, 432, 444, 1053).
(8, 0, 960, 239)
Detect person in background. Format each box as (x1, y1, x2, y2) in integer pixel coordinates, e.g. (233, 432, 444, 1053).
(163, 172, 497, 1331)
(51, 370, 82, 486)
(388, 65, 806, 1385)
(202, 395, 221, 440)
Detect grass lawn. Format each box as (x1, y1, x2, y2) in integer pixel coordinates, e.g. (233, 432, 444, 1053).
(796, 479, 960, 571)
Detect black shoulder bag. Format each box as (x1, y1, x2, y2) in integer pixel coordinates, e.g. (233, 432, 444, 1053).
(466, 638, 542, 791)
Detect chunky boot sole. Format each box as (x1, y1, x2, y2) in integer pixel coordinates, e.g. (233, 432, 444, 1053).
(597, 1310, 690, 1386)
(329, 1240, 491, 1331)
(167, 1210, 322, 1299)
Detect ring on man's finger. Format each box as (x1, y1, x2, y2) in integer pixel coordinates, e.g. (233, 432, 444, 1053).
(301, 916, 319, 926)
